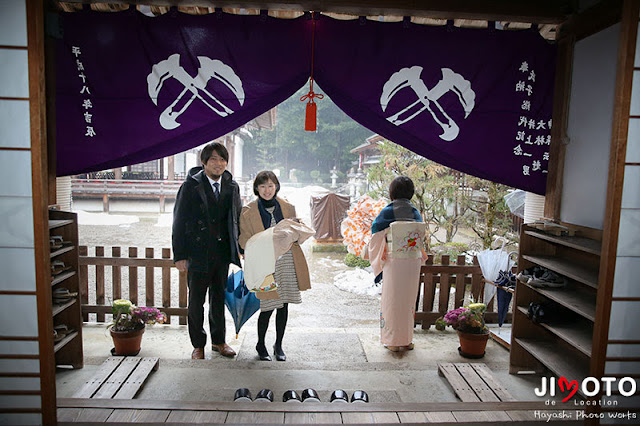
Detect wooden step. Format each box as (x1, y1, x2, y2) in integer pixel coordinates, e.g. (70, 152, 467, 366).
(438, 363, 515, 403)
(57, 398, 583, 424)
(72, 356, 159, 399)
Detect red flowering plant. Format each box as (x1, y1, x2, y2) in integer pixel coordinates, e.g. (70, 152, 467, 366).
(435, 303, 488, 334)
(110, 299, 165, 332)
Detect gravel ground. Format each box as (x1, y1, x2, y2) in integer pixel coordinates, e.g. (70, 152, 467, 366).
(78, 212, 381, 329)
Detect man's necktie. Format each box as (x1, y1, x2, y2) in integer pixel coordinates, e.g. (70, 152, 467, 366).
(213, 182, 220, 201)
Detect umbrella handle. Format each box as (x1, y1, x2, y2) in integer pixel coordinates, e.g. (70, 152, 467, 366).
(491, 236, 508, 250)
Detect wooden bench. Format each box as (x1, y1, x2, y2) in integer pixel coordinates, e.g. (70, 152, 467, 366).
(72, 356, 159, 399)
(438, 363, 515, 402)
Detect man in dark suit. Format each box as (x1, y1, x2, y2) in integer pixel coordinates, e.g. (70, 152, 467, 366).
(172, 142, 242, 359)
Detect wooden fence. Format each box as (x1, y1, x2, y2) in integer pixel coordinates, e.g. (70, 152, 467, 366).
(78, 246, 188, 325)
(415, 255, 512, 329)
(78, 247, 512, 327)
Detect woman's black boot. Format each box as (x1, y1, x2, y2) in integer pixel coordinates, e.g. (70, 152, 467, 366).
(256, 344, 272, 361)
(273, 344, 286, 361)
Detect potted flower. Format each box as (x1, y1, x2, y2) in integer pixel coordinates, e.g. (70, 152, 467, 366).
(109, 299, 165, 356)
(435, 303, 489, 358)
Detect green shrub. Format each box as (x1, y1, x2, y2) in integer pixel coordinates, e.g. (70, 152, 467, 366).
(293, 169, 308, 182)
(309, 170, 325, 184)
(344, 253, 371, 268)
(431, 242, 470, 264)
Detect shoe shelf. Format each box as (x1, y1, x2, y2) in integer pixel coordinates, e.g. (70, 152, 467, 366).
(50, 244, 75, 259)
(521, 254, 598, 289)
(54, 330, 79, 353)
(510, 222, 601, 387)
(523, 230, 601, 256)
(522, 282, 596, 321)
(52, 298, 77, 317)
(49, 209, 83, 369)
(514, 337, 590, 386)
(51, 270, 76, 287)
(515, 306, 592, 357)
(49, 219, 74, 230)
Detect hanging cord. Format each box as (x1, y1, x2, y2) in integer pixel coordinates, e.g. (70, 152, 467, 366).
(300, 13, 324, 103)
(301, 12, 323, 130)
(299, 78, 323, 103)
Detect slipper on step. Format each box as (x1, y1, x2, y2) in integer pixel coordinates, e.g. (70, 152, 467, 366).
(51, 261, 72, 275)
(50, 236, 63, 250)
(54, 324, 75, 338)
(52, 288, 78, 298)
(53, 330, 65, 343)
(52, 288, 78, 304)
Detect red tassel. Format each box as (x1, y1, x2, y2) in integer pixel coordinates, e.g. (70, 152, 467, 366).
(301, 17, 322, 131)
(301, 78, 323, 132)
(305, 101, 317, 131)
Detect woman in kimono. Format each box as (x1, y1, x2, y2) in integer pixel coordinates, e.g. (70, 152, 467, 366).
(368, 176, 424, 352)
(239, 171, 310, 361)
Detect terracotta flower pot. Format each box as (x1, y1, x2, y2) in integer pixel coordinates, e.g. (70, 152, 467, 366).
(110, 327, 145, 356)
(457, 330, 489, 358)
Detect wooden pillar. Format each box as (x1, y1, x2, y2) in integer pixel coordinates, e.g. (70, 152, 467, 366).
(167, 155, 175, 181)
(102, 194, 109, 212)
(544, 35, 574, 220)
(227, 135, 236, 175)
(114, 167, 122, 180)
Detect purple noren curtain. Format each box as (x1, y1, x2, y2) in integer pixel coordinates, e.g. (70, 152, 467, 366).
(314, 16, 555, 194)
(56, 10, 310, 176)
(56, 12, 555, 194)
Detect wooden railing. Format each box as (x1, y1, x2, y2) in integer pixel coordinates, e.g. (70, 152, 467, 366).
(78, 246, 188, 325)
(78, 247, 513, 327)
(416, 254, 513, 329)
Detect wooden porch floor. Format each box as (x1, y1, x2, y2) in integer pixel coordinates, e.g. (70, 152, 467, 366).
(57, 399, 580, 424)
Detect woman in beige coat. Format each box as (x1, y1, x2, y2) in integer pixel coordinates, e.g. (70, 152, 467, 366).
(239, 171, 310, 361)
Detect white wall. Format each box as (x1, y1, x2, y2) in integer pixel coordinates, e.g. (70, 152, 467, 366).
(0, 1, 43, 423)
(561, 24, 620, 229)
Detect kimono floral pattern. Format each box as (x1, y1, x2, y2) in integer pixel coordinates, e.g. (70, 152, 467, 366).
(340, 195, 387, 256)
(395, 231, 423, 253)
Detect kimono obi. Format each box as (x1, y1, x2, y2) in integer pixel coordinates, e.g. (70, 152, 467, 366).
(386, 221, 426, 259)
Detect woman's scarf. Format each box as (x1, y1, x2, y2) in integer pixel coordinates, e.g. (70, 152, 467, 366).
(257, 197, 284, 230)
(371, 199, 422, 234)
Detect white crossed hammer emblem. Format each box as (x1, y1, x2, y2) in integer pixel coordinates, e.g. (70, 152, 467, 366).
(147, 54, 245, 130)
(381, 66, 476, 141)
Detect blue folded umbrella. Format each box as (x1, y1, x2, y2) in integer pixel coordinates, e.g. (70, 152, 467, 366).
(224, 270, 260, 338)
(497, 287, 513, 327)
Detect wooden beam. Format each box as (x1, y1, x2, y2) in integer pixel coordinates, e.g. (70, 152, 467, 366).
(56, 0, 573, 23)
(558, 0, 623, 41)
(57, 398, 578, 413)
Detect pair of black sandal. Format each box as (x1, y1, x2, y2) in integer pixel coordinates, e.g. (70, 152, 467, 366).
(256, 344, 285, 361)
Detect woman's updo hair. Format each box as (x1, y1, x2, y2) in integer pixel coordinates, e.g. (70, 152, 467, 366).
(388, 176, 415, 201)
(253, 170, 281, 196)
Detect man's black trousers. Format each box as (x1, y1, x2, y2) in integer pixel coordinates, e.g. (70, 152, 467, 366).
(187, 260, 229, 348)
